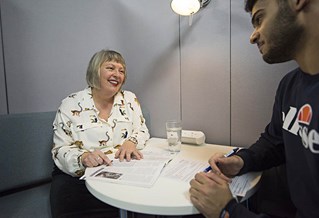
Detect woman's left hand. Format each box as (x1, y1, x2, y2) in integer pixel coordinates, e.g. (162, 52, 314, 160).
(114, 140, 143, 161)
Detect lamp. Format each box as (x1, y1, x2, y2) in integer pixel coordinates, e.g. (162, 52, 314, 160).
(171, 0, 211, 16)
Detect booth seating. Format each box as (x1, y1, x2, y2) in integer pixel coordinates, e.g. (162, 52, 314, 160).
(0, 111, 56, 218)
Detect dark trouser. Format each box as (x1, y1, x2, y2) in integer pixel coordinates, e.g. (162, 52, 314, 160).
(50, 166, 119, 218)
(249, 164, 297, 218)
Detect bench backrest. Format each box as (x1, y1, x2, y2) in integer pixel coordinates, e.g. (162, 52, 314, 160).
(0, 111, 56, 193)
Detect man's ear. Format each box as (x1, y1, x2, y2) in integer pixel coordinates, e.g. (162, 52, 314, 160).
(293, 0, 309, 11)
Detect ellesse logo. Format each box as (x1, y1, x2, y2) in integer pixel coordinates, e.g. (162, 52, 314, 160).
(297, 104, 312, 125)
(283, 104, 319, 154)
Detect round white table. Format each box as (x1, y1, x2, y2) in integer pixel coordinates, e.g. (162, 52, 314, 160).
(86, 138, 261, 216)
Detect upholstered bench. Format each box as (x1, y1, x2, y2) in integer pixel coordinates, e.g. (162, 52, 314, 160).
(0, 111, 56, 218)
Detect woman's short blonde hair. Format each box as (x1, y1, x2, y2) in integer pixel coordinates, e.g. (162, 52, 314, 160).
(86, 49, 126, 89)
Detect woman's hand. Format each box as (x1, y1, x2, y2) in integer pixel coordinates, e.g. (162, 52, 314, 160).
(114, 140, 143, 161)
(81, 149, 112, 167)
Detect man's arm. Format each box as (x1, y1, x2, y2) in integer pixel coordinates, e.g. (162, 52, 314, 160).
(224, 199, 270, 218)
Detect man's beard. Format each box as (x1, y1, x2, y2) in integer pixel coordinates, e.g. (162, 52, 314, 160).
(263, 4, 304, 64)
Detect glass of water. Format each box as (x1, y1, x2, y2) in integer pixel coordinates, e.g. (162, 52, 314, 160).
(166, 120, 182, 153)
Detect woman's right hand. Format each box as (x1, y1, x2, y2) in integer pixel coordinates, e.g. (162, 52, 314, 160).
(81, 150, 112, 167)
(208, 153, 244, 178)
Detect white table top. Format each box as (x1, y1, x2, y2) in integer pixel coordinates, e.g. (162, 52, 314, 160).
(85, 138, 260, 216)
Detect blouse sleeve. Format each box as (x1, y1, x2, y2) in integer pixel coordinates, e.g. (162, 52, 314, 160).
(52, 107, 86, 177)
(125, 91, 150, 149)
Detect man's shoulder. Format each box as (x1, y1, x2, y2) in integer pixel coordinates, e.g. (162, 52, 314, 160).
(282, 67, 300, 80)
(277, 67, 301, 88)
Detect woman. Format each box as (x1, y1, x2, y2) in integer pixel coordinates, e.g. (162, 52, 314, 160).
(50, 49, 150, 218)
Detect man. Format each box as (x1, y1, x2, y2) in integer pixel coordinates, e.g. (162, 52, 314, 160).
(189, 0, 319, 217)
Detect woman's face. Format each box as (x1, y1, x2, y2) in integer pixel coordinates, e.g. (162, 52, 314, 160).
(98, 60, 125, 96)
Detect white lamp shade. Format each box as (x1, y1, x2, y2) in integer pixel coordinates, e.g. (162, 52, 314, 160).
(171, 0, 201, 16)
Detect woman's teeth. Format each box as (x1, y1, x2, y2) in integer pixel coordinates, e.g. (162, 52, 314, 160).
(109, 80, 119, 85)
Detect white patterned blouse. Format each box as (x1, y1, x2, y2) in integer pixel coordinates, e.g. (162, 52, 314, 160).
(52, 87, 150, 177)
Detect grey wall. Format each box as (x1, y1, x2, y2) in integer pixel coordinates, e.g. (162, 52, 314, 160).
(0, 14, 6, 114)
(0, 0, 298, 147)
(181, 1, 230, 145)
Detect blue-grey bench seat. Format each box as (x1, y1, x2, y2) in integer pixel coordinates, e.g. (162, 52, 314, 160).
(0, 111, 56, 218)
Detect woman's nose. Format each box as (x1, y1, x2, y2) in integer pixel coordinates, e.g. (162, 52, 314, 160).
(114, 68, 121, 76)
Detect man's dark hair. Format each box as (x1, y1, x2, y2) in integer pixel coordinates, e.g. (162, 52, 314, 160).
(245, 0, 257, 12)
(245, 0, 287, 13)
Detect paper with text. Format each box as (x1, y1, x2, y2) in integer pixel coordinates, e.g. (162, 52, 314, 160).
(161, 159, 257, 197)
(83, 149, 173, 188)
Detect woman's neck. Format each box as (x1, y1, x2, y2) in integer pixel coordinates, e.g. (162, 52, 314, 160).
(92, 88, 115, 120)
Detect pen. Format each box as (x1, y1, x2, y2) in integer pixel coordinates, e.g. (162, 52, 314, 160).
(203, 147, 239, 172)
(224, 147, 239, 158)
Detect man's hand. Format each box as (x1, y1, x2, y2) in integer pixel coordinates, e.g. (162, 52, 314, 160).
(208, 153, 244, 177)
(189, 172, 233, 218)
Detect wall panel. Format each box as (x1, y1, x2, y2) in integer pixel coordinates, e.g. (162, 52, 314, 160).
(0, 7, 6, 115)
(118, 0, 181, 138)
(181, 1, 231, 145)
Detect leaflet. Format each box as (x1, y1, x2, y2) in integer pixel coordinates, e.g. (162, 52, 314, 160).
(82, 149, 173, 188)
